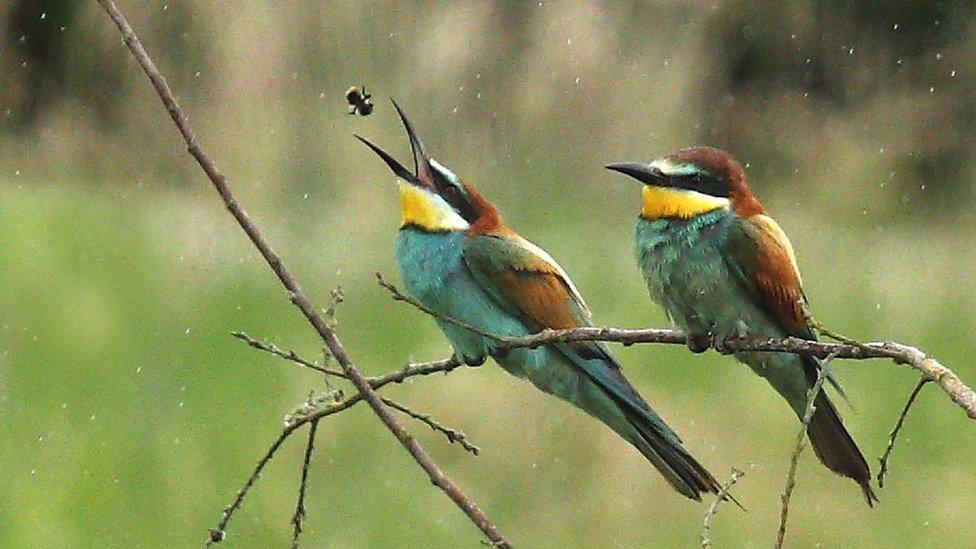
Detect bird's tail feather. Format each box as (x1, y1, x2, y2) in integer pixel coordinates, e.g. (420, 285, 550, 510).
(807, 392, 878, 506)
(550, 342, 722, 501)
(623, 407, 723, 501)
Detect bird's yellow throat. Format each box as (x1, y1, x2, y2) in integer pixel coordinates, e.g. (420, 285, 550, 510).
(398, 181, 469, 231)
(640, 185, 730, 220)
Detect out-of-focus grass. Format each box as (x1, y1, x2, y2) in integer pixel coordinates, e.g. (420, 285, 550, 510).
(1, 168, 973, 547)
(2, 2, 975, 547)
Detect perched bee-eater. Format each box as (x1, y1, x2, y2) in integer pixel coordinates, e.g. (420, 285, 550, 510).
(606, 147, 876, 504)
(357, 103, 721, 500)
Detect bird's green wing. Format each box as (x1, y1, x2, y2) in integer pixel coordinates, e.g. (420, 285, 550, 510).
(462, 232, 657, 416)
(721, 213, 816, 339)
(722, 213, 852, 400)
(464, 231, 720, 498)
(462, 231, 593, 332)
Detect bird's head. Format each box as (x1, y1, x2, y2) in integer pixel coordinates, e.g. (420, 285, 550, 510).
(357, 100, 491, 233)
(606, 146, 764, 219)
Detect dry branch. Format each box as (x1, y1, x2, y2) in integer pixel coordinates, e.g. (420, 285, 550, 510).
(95, 2, 509, 546)
(775, 356, 833, 549)
(291, 419, 320, 549)
(700, 468, 745, 548)
(878, 379, 931, 488)
(207, 424, 302, 546)
(234, 331, 479, 455)
(382, 398, 480, 456)
(378, 273, 976, 421)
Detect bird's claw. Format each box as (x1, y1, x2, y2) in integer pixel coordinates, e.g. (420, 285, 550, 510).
(686, 332, 735, 354)
(711, 333, 733, 355)
(685, 334, 710, 354)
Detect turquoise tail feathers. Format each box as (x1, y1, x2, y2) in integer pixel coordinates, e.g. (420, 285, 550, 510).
(551, 342, 722, 500)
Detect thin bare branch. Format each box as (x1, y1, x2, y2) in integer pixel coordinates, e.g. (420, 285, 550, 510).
(95, 2, 509, 546)
(206, 423, 304, 547)
(775, 355, 834, 549)
(383, 398, 481, 456)
(232, 331, 343, 378)
(292, 419, 321, 549)
(236, 334, 478, 455)
(232, 331, 464, 388)
(377, 273, 495, 338)
(701, 468, 745, 548)
(379, 276, 976, 421)
(878, 378, 931, 488)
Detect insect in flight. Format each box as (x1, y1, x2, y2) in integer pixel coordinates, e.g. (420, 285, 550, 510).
(345, 85, 374, 116)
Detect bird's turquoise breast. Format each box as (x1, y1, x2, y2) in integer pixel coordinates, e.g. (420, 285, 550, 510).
(635, 210, 771, 337)
(635, 211, 810, 406)
(394, 228, 532, 369)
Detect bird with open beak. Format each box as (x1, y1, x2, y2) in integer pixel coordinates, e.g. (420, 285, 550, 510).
(356, 103, 722, 501)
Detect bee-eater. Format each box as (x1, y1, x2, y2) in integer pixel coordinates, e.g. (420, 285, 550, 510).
(356, 103, 721, 500)
(606, 147, 877, 505)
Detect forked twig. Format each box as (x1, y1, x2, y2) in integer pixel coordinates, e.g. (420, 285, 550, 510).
(291, 419, 321, 548)
(207, 423, 304, 546)
(234, 331, 479, 455)
(701, 467, 745, 548)
(95, 2, 510, 546)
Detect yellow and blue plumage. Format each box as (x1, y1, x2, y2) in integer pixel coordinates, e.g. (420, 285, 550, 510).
(608, 147, 877, 505)
(357, 103, 721, 500)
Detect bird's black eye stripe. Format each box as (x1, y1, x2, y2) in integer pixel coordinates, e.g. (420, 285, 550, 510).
(670, 172, 730, 198)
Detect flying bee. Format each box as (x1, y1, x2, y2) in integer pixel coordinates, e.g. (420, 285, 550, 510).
(345, 85, 373, 116)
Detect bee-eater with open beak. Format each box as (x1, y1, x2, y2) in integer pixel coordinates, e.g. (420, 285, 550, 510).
(356, 103, 721, 501)
(606, 147, 877, 505)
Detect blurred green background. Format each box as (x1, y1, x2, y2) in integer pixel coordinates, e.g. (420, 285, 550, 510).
(2, 1, 974, 547)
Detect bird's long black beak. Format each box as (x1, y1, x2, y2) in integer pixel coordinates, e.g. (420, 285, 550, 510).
(605, 162, 666, 186)
(355, 99, 436, 190)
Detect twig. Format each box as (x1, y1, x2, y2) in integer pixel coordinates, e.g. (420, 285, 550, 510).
(95, 3, 510, 546)
(775, 355, 834, 549)
(232, 331, 464, 388)
(325, 286, 344, 328)
(376, 273, 495, 338)
(208, 350, 462, 540)
(878, 378, 931, 488)
(382, 398, 481, 456)
(206, 423, 304, 547)
(236, 333, 479, 455)
(701, 468, 745, 548)
(379, 278, 976, 422)
(232, 331, 343, 378)
(292, 419, 320, 549)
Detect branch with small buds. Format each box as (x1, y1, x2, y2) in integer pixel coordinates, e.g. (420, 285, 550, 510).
(700, 467, 745, 548)
(95, 2, 510, 546)
(208, 337, 470, 541)
(235, 331, 479, 455)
